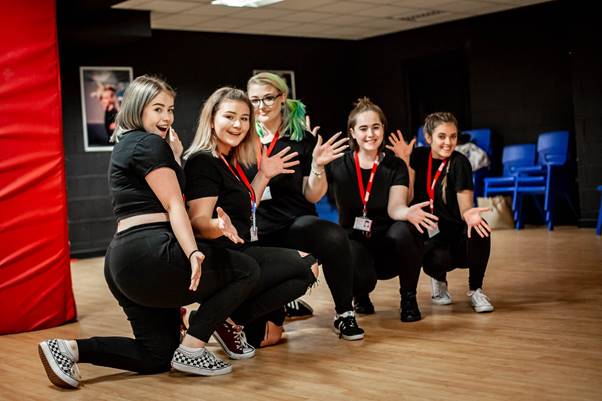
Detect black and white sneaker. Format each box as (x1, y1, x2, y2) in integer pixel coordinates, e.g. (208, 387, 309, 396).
(171, 346, 232, 376)
(333, 311, 365, 341)
(38, 339, 81, 389)
(284, 299, 314, 319)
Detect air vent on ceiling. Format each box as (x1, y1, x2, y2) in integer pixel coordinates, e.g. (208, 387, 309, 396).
(390, 10, 445, 23)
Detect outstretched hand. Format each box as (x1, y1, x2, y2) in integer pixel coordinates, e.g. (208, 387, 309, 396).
(463, 207, 492, 238)
(306, 115, 320, 137)
(260, 146, 300, 179)
(312, 132, 348, 168)
(406, 200, 439, 234)
(189, 251, 205, 291)
(385, 130, 415, 164)
(217, 207, 244, 244)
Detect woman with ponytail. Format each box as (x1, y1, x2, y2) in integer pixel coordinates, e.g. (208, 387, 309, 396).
(328, 98, 436, 323)
(245, 72, 364, 341)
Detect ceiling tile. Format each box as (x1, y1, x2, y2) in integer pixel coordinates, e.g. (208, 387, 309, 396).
(136, 0, 199, 13)
(352, 5, 416, 18)
(278, 11, 333, 23)
(317, 14, 375, 26)
(313, 1, 375, 13)
(151, 12, 213, 25)
(186, 4, 239, 16)
(232, 8, 294, 19)
(112, 0, 154, 9)
(270, 0, 339, 10)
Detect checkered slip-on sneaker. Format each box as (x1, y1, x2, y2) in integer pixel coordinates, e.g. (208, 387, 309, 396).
(213, 322, 255, 360)
(171, 346, 232, 376)
(38, 339, 81, 389)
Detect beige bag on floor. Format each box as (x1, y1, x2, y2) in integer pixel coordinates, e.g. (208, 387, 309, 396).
(477, 196, 515, 229)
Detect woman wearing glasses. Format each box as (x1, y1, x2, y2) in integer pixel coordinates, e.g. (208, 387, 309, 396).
(328, 98, 436, 322)
(244, 72, 364, 340)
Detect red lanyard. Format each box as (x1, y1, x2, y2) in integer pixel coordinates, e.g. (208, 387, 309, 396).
(354, 152, 379, 217)
(256, 130, 280, 170)
(426, 152, 448, 212)
(220, 155, 256, 204)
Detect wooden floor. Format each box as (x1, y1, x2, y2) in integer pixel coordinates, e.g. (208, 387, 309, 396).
(1, 227, 602, 401)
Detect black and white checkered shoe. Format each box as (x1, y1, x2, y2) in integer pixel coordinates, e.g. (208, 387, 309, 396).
(171, 346, 232, 376)
(38, 339, 81, 388)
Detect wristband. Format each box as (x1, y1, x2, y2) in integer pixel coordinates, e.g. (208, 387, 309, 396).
(188, 250, 201, 260)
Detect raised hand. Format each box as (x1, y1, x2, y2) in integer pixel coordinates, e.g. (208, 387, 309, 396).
(217, 206, 244, 244)
(306, 115, 320, 137)
(188, 250, 205, 291)
(168, 127, 183, 162)
(463, 207, 492, 238)
(385, 130, 415, 164)
(312, 132, 348, 168)
(405, 200, 439, 234)
(260, 146, 300, 179)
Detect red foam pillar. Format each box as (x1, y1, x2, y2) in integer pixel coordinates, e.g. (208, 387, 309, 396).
(0, 0, 76, 334)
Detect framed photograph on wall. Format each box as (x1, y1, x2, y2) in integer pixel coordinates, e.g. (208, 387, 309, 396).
(252, 69, 296, 99)
(80, 66, 133, 152)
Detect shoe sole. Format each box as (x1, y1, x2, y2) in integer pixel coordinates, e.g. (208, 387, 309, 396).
(38, 342, 79, 389)
(332, 327, 365, 341)
(212, 333, 256, 360)
(432, 298, 453, 305)
(473, 305, 495, 313)
(171, 361, 232, 376)
(400, 314, 422, 322)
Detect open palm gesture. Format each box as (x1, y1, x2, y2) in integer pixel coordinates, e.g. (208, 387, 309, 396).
(217, 207, 244, 244)
(463, 207, 492, 238)
(405, 200, 439, 234)
(386, 130, 415, 164)
(260, 146, 300, 179)
(312, 132, 348, 167)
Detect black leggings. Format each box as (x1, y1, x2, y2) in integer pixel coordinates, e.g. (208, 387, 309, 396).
(351, 221, 423, 297)
(256, 215, 354, 314)
(422, 225, 491, 290)
(76, 223, 260, 374)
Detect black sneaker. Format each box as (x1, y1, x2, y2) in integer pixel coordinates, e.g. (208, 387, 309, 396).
(400, 291, 422, 322)
(333, 311, 365, 340)
(353, 294, 375, 315)
(284, 299, 313, 319)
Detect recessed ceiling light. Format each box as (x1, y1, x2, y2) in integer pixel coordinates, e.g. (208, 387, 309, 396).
(211, 0, 283, 8)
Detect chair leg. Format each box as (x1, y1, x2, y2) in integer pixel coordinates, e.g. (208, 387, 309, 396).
(515, 194, 524, 230)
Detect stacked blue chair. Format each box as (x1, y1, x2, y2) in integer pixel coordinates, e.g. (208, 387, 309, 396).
(596, 185, 602, 235)
(483, 144, 537, 202)
(513, 131, 571, 230)
(416, 126, 427, 147)
(316, 195, 338, 224)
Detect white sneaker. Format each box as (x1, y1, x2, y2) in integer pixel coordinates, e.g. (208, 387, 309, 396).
(431, 278, 453, 305)
(171, 346, 232, 376)
(468, 288, 495, 313)
(38, 339, 81, 388)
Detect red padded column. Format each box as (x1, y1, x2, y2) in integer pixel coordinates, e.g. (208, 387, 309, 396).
(0, 0, 76, 334)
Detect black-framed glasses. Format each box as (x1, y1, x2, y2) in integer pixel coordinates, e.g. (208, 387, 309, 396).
(250, 92, 282, 108)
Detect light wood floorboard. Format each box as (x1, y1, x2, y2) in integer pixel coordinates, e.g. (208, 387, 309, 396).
(1, 227, 601, 400)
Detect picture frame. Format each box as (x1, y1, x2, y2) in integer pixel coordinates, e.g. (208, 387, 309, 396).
(252, 69, 296, 99)
(79, 66, 133, 151)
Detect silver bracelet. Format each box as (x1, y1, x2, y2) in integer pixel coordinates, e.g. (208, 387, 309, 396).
(311, 168, 324, 177)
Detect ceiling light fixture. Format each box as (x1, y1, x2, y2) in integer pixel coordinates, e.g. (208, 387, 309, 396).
(211, 0, 283, 8)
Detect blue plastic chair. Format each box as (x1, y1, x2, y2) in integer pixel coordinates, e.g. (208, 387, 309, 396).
(483, 144, 537, 202)
(596, 185, 602, 235)
(513, 131, 571, 230)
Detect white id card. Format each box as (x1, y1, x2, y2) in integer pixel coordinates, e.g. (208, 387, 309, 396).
(261, 186, 272, 201)
(250, 226, 259, 242)
(353, 216, 373, 233)
(427, 223, 440, 238)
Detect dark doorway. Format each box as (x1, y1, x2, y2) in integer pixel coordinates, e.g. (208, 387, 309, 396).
(404, 49, 471, 136)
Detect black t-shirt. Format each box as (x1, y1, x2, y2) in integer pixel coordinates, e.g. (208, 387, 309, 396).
(184, 151, 252, 248)
(410, 146, 473, 228)
(244, 132, 317, 235)
(109, 130, 184, 221)
(327, 151, 408, 237)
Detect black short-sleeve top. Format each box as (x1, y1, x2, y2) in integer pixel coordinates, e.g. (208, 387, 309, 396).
(109, 130, 184, 221)
(327, 151, 409, 237)
(244, 131, 317, 235)
(184, 151, 252, 247)
(410, 146, 473, 228)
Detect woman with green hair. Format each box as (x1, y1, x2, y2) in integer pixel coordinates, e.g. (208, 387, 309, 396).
(244, 72, 364, 341)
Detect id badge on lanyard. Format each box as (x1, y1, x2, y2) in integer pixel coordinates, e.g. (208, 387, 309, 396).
(257, 130, 279, 204)
(250, 201, 259, 242)
(353, 152, 379, 236)
(221, 155, 259, 242)
(427, 153, 447, 238)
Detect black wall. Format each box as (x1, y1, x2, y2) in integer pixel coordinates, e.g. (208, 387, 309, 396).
(59, 0, 601, 256)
